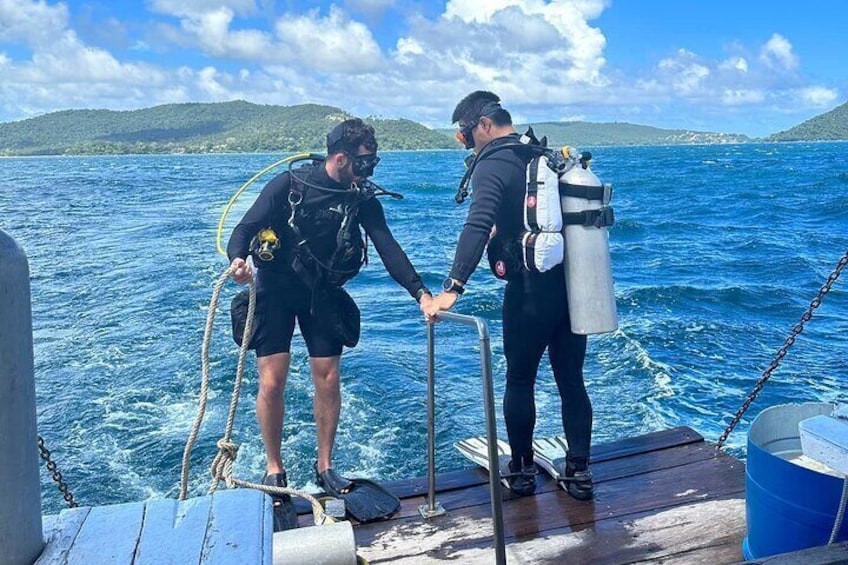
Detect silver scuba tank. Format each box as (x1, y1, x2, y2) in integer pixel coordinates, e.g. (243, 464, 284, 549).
(559, 150, 618, 335)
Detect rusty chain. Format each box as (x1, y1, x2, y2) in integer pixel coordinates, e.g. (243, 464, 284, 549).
(716, 250, 848, 450)
(37, 435, 78, 508)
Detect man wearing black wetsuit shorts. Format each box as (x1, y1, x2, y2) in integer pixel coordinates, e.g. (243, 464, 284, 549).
(228, 119, 433, 526)
(423, 92, 593, 500)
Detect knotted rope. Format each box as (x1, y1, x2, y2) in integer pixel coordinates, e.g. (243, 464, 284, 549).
(179, 265, 331, 525)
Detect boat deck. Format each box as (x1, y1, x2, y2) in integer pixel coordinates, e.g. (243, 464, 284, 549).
(305, 426, 747, 564)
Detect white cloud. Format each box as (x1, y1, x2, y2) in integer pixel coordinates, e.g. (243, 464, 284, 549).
(657, 50, 710, 96)
(0, 0, 841, 137)
(0, 0, 69, 46)
(721, 89, 765, 105)
(719, 56, 748, 73)
(149, 0, 258, 19)
(274, 6, 382, 74)
(759, 33, 798, 71)
(799, 86, 838, 107)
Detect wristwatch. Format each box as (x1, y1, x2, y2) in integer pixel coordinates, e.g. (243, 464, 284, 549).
(442, 277, 465, 295)
(415, 287, 432, 303)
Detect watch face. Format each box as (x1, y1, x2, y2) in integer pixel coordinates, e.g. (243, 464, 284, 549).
(442, 278, 453, 291)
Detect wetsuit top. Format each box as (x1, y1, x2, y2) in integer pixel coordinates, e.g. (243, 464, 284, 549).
(227, 162, 426, 299)
(449, 134, 529, 283)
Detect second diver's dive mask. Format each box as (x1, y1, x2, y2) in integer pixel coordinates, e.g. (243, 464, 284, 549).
(454, 101, 503, 150)
(455, 120, 478, 150)
(350, 152, 380, 178)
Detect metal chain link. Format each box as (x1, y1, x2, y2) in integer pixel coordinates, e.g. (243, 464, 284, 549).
(37, 435, 78, 508)
(716, 250, 848, 450)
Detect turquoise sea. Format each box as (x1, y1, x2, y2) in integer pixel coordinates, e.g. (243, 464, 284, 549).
(2, 143, 846, 514)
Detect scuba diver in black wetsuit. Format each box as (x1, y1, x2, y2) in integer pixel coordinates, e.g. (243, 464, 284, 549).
(422, 92, 594, 501)
(228, 119, 433, 529)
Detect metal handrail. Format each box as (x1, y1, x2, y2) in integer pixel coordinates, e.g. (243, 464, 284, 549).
(420, 311, 506, 565)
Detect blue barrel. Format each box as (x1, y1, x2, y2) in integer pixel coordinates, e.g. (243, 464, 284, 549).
(743, 402, 848, 559)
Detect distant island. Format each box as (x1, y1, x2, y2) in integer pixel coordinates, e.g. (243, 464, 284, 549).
(768, 101, 848, 141)
(0, 99, 845, 156)
(449, 121, 751, 148)
(0, 101, 454, 156)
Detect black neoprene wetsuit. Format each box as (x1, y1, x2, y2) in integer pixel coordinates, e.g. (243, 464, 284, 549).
(449, 135, 591, 464)
(227, 163, 426, 357)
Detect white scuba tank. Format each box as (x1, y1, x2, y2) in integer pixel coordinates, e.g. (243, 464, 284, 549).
(559, 152, 618, 335)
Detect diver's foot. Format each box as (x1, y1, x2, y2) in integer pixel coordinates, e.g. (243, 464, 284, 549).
(315, 464, 354, 496)
(500, 457, 537, 497)
(562, 458, 594, 501)
(262, 471, 298, 531)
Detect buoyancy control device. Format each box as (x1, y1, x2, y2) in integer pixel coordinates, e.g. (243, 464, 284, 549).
(458, 130, 618, 335)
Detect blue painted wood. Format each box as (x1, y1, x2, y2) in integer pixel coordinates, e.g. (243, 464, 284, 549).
(66, 502, 145, 563)
(37, 490, 271, 564)
(35, 507, 90, 565)
(201, 489, 271, 564)
(135, 495, 213, 565)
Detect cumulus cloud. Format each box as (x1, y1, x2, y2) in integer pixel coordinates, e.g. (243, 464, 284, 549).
(656, 50, 710, 96)
(0, 1, 841, 137)
(149, 0, 258, 19)
(759, 33, 798, 71)
(799, 86, 838, 107)
(274, 6, 382, 74)
(719, 56, 748, 73)
(721, 89, 765, 105)
(0, 0, 69, 46)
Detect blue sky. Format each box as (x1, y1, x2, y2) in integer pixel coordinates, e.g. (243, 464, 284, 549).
(0, 0, 845, 137)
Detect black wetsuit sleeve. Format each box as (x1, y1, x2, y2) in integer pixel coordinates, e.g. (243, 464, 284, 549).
(448, 157, 509, 283)
(359, 198, 426, 299)
(226, 173, 291, 262)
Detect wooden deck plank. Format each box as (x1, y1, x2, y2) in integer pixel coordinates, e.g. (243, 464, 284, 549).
(359, 496, 745, 565)
(134, 495, 213, 565)
(35, 507, 91, 565)
(380, 440, 730, 522)
(62, 502, 145, 564)
(390, 426, 704, 499)
(200, 488, 271, 564)
(295, 426, 706, 515)
(353, 447, 745, 563)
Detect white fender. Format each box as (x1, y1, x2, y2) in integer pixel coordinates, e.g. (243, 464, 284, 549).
(559, 163, 618, 335)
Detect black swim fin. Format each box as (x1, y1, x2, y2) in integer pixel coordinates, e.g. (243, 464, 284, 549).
(316, 466, 401, 523)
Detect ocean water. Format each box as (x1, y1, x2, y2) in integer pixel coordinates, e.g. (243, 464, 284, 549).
(1, 143, 846, 514)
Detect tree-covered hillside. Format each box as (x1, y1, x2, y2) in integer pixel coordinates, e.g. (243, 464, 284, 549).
(0, 100, 455, 156)
(769, 101, 848, 141)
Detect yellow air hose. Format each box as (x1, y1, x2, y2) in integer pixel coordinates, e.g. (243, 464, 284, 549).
(215, 152, 313, 256)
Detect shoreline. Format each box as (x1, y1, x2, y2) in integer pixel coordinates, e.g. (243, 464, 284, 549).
(3, 138, 848, 158)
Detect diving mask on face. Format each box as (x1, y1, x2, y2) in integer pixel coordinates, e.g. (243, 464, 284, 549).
(350, 152, 380, 178)
(454, 101, 503, 150)
(455, 121, 478, 150)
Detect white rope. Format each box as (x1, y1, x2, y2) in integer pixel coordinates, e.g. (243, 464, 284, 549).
(179, 265, 331, 526)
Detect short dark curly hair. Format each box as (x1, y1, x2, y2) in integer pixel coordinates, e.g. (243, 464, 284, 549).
(451, 91, 512, 127)
(327, 118, 378, 155)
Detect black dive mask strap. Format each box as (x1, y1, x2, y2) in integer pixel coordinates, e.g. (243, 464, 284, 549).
(454, 137, 549, 204)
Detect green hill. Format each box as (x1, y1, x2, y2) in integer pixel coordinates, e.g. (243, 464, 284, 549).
(0, 100, 455, 156)
(769, 101, 848, 141)
(439, 121, 749, 146)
